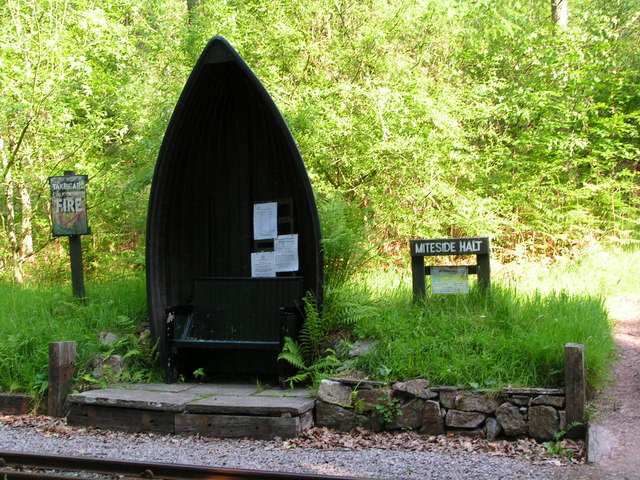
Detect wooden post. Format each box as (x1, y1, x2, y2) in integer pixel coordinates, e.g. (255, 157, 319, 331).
(69, 234, 86, 298)
(411, 255, 426, 302)
(48, 341, 76, 417)
(63, 170, 86, 299)
(564, 343, 586, 438)
(476, 253, 491, 291)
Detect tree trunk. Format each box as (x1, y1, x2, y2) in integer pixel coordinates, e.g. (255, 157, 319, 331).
(19, 182, 33, 257)
(5, 176, 23, 283)
(186, 0, 200, 23)
(1, 137, 25, 283)
(552, 0, 568, 27)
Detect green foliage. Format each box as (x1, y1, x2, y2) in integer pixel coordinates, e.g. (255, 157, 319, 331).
(0, 275, 161, 402)
(318, 192, 374, 288)
(543, 422, 584, 458)
(277, 336, 341, 388)
(374, 395, 403, 424)
(297, 291, 326, 362)
(342, 245, 634, 390)
(0, 0, 638, 280)
(353, 283, 614, 389)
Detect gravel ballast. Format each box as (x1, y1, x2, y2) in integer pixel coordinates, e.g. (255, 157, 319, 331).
(0, 416, 587, 480)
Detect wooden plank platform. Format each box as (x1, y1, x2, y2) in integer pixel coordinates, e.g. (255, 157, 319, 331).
(66, 383, 315, 439)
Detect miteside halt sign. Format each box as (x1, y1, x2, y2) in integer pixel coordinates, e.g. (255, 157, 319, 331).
(410, 237, 490, 300)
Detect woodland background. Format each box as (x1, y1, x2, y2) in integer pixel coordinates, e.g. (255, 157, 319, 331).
(1, 0, 638, 283)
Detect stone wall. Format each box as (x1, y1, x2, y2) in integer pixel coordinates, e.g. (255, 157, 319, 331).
(316, 378, 569, 442)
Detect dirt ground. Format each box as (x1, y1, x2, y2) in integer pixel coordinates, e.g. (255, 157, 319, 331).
(564, 295, 640, 480)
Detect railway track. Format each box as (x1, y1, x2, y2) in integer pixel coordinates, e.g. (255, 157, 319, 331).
(0, 451, 371, 480)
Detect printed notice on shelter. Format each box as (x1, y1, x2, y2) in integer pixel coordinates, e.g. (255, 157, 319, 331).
(251, 251, 276, 277)
(431, 266, 469, 294)
(253, 202, 278, 240)
(275, 234, 299, 272)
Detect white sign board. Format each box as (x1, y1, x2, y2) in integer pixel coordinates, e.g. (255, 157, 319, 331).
(253, 202, 278, 240)
(251, 251, 276, 277)
(275, 234, 299, 272)
(431, 266, 469, 294)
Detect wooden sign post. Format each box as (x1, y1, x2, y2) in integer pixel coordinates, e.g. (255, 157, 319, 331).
(49, 170, 90, 298)
(410, 237, 491, 301)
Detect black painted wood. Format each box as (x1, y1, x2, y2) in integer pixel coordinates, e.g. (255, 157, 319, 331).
(146, 37, 323, 372)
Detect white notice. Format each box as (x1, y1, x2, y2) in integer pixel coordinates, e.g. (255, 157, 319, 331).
(275, 234, 299, 272)
(253, 202, 278, 240)
(251, 251, 276, 277)
(431, 266, 469, 294)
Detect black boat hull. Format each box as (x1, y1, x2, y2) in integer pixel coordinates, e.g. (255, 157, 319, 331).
(146, 37, 323, 375)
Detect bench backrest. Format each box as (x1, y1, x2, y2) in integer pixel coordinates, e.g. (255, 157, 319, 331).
(191, 277, 304, 342)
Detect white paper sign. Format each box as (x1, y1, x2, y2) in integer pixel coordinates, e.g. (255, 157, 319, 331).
(253, 202, 278, 240)
(431, 266, 469, 294)
(251, 251, 276, 277)
(275, 234, 299, 272)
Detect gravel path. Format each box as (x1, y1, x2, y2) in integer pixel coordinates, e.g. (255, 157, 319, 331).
(0, 416, 583, 480)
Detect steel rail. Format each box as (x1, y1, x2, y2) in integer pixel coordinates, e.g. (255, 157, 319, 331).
(0, 451, 373, 480)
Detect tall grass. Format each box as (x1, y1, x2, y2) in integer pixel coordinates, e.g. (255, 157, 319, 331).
(326, 245, 636, 391)
(352, 285, 613, 389)
(0, 275, 158, 402)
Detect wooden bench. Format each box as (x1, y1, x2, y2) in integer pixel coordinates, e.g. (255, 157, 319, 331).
(165, 277, 304, 384)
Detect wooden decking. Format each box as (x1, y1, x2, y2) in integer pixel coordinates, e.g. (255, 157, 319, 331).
(67, 383, 315, 439)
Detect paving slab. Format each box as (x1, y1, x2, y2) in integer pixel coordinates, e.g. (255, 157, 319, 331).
(117, 383, 198, 393)
(183, 383, 259, 396)
(256, 387, 314, 398)
(67, 388, 200, 412)
(186, 394, 315, 415)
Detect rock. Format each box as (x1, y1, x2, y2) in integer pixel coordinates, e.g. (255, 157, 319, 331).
(91, 354, 124, 380)
(318, 379, 353, 407)
(500, 387, 564, 396)
(420, 400, 445, 436)
(509, 395, 531, 406)
(386, 399, 424, 431)
(529, 405, 559, 441)
(393, 379, 429, 395)
(455, 392, 501, 414)
(393, 379, 437, 400)
(485, 417, 502, 441)
(314, 400, 369, 431)
(559, 410, 567, 432)
(417, 389, 438, 400)
(370, 409, 385, 432)
(353, 389, 391, 414)
(438, 389, 459, 409)
(445, 410, 487, 429)
(348, 340, 376, 357)
(531, 395, 565, 408)
(99, 332, 120, 344)
(495, 402, 528, 437)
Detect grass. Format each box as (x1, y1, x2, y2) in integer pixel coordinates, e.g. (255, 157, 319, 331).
(0, 275, 161, 404)
(324, 244, 638, 391)
(0, 243, 634, 404)
(350, 285, 613, 389)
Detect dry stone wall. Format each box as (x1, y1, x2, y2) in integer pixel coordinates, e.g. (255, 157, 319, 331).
(316, 378, 569, 442)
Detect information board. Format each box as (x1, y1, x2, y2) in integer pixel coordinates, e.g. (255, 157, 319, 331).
(431, 266, 469, 294)
(49, 174, 90, 236)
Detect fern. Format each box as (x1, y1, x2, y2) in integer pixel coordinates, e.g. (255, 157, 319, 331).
(277, 336, 307, 370)
(298, 291, 326, 361)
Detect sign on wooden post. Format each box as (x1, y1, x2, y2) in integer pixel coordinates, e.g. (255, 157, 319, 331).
(49, 171, 90, 298)
(410, 237, 491, 301)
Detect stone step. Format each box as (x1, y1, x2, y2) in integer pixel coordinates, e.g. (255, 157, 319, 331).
(66, 383, 315, 439)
